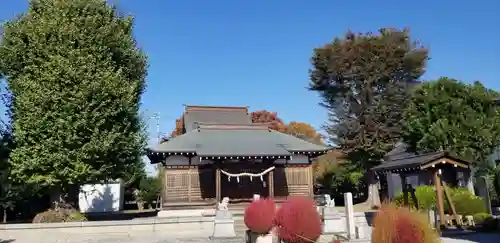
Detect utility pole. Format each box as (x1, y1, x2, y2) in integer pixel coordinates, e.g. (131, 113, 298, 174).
(148, 112, 161, 144)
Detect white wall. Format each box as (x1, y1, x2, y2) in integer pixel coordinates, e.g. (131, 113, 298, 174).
(78, 181, 124, 213)
(289, 155, 309, 164)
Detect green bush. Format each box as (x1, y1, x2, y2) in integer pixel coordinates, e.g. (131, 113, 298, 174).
(394, 185, 487, 215)
(394, 185, 436, 210)
(137, 176, 162, 204)
(473, 213, 492, 225)
(449, 189, 486, 216)
(66, 212, 88, 222)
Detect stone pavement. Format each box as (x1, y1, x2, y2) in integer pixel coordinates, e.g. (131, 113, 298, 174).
(5, 232, 498, 243)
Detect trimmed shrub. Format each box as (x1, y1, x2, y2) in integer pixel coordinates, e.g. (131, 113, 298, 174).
(394, 185, 436, 210)
(394, 185, 487, 215)
(32, 209, 88, 223)
(244, 199, 276, 234)
(372, 203, 440, 243)
(450, 191, 486, 216)
(275, 197, 322, 243)
(32, 210, 65, 223)
(473, 213, 492, 225)
(66, 211, 88, 222)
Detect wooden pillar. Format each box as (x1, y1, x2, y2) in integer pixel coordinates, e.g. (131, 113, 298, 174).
(188, 167, 192, 202)
(215, 166, 221, 203)
(268, 170, 274, 198)
(433, 169, 446, 227)
(163, 167, 167, 207)
(308, 165, 314, 197)
(400, 174, 409, 206)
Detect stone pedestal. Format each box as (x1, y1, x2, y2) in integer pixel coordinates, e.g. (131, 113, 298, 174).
(323, 207, 345, 233)
(211, 210, 236, 239)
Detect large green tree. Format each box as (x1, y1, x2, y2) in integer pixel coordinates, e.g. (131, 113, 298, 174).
(0, 0, 147, 207)
(403, 78, 500, 173)
(309, 28, 428, 205)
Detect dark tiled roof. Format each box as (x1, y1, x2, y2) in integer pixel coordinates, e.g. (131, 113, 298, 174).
(183, 105, 251, 131)
(373, 151, 471, 172)
(147, 124, 330, 162)
(384, 142, 415, 161)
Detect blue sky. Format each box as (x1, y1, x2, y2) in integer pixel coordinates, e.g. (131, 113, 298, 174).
(1, 0, 499, 173)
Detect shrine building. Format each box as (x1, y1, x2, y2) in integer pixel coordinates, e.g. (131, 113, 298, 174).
(147, 105, 330, 207)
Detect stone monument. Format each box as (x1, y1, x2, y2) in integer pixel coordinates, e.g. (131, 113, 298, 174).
(322, 194, 344, 234)
(211, 197, 237, 239)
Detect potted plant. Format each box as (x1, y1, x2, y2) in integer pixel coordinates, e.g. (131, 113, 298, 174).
(372, 203, 440, 243)
(275, 197, 322, 243)
(244, 198, 276, 243)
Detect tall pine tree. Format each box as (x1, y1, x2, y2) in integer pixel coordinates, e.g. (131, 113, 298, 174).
(0, 0, 147, 207)
(309, 28, 428, 204)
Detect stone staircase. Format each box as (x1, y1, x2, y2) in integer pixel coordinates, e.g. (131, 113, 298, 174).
(233, 215, 247, 236)
(229, 208, 246, 236)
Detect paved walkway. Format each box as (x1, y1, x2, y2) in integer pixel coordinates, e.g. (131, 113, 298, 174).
(442, 234, 500, 243)
(4, 234, 499, 243)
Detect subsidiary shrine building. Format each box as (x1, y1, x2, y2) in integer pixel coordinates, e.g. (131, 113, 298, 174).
(147, 105, 330, 207)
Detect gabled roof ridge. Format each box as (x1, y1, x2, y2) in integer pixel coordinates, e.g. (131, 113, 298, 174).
(386, 151, 444, 162)
(197, 123, 270, 131)
(184, 105, 249, 112)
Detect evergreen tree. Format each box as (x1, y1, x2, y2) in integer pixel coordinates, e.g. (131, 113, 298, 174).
(0, 0, 147, 207)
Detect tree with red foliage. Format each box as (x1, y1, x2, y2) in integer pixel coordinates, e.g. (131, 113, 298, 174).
(275, 197, 322, 243)
(244, 199, 276, 234)
(251, 110, 288, 133)
(169, 116, 184, 138)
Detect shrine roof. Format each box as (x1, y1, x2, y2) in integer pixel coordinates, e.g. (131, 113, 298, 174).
(183, 105, 252, 131)
(372, 150, 471, 173)
(147, 124, 330, 163)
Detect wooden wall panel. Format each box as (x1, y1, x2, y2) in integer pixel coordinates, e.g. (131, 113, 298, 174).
(274, 165, 312, 197)
(164, 167, 215, 203)
(165, 169, 189, 202)
(191, 168, 216, 201)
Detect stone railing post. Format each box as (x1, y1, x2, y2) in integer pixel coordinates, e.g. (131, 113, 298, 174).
(344, 193, 355, 240)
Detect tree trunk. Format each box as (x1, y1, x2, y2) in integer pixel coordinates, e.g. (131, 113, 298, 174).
(3, 208, 7, 223)
(50, 186, 79, 211)
(50, 189, 65, 210)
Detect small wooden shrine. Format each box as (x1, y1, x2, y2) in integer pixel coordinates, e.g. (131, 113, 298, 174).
(147, 105, 330, 208)
(372, 147, 473, 227)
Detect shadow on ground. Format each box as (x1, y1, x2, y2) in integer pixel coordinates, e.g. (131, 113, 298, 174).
(443, 232, 500, 243)
(0, 239, 15, 243)
(84, 210, 158, 221)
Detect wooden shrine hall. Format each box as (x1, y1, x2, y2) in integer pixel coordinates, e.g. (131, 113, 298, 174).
(147, 105, 330, 207)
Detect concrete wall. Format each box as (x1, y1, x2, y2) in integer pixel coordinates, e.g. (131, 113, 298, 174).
(0, 217, 214, 242)
(78, 181, 124, 213)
